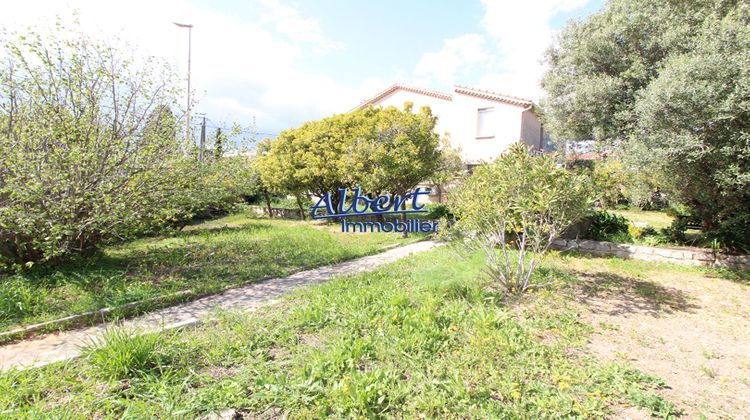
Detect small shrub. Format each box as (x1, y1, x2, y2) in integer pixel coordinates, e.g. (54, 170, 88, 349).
(628, 225, 658, 240)
(84, 328, 170, 381)
(665, 204, 691, 219)
(585, 211, 631, 242)
(590, 159, 629, 209)
(450, 144, 591, 292)
(660, 217, 689, 244)
(424, 203, 454, 221)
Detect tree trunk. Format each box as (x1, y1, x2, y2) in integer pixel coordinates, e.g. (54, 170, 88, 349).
(331, 194, 340, 215)
(263, 189, 273, 219)
(296, 194, 306, 220)
(435, 184, 443, 203)
(398, 192, 409, 238)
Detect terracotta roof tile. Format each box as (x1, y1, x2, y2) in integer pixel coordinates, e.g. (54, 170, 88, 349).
(354, 83, 535, 111)
(453, 85, 533, 107)
(355, 84, 452, 110)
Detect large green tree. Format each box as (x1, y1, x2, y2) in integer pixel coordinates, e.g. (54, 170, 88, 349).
(0, 22, 258, 269)
(349, 103, 441, 199)
(542, 0, 750, 249)
(257, 104, 442, 215)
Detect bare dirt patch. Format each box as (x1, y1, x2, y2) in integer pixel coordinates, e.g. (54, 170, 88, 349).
(572, 264, 750, 417)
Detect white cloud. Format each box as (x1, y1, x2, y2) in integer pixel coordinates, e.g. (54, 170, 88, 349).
(1, 1, 598, 133)
(414, 34, 492, 85)
(258, 0, 343, 54)
(414, 0, 595, 100)
(0, 0, 356, 134)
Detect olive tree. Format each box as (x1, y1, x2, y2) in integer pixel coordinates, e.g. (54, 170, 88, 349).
(450, 144, 591, 292)
(542, 0, 750, 249)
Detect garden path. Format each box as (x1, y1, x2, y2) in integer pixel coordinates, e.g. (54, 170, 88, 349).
(0, 241, 439, 371)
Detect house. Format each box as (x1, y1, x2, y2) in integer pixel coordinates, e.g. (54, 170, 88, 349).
(355, 84, 548, 169)
(355, 84, 549, 202)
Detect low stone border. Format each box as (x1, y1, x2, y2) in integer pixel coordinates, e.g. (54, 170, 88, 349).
(551, 238, 750, 270)
(247, 205, 305, 219)
(0, 240, 439, 371)
(0, 241, 421, 345)
(0, 290, 198, 344)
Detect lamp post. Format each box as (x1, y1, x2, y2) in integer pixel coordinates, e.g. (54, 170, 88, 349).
(173, 22, 193, 143)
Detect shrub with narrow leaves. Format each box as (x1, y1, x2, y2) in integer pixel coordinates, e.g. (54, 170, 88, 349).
(450, 144, 592, 292)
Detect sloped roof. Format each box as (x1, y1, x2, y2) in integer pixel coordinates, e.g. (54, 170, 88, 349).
(355, 84, 452, 110)
(355, 84, 534, 110)
(453, 85, 533, 108)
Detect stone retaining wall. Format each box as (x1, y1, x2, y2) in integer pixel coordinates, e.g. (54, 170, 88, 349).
(247, 205, 305, 219)
(551, 238, 750, 270)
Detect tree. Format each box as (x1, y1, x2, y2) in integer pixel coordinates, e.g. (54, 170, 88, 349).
(427, 136, 465, 203)
(256, 103, 442, 219)
(353, 103, 441, 198)
(449, 144, 591, 292)
(0, 22, 184, 268)
(213, 127, 225, 160)
(632, 6, 750, 246)
(253, 137, 286, 218)
(542, 0, 750, 249)
(256, 115, 359, 214)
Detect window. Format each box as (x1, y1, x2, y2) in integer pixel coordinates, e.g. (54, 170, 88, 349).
(476, 107, 494, 139)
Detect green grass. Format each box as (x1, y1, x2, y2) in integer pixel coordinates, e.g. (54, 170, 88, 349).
(610, 209, 674, 230)
(0, 247, 679, 417)
(0, 212, 422, 333)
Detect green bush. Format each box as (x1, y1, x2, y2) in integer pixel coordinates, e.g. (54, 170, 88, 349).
(0, 25, 256, 269)
(150, 157, 257, 230)
(450, 143, 591, 292)
(0, 27, 183, 269)
(585, 211, 631, 242)
(660, 218, 689, 244)
(589, 159, 629, 209)
(424, 203, 455, 221)
(270, 196, 314, 210)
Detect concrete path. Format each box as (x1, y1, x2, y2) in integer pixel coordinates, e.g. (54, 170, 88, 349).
(0, 241, 439, 371)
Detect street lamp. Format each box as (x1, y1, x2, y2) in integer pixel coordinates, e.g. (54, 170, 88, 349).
(173, 22, 193, 143)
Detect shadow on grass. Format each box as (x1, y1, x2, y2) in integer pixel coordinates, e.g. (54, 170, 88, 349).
(0, 221, 298, 330)
(174, 221, 274, 238)
(572, 270, 699, 317)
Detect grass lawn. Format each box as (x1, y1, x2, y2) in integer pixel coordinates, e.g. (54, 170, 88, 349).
(611, 209, 674, 229)
(0, 246, 689, 418)
(0, 212, 422, 334)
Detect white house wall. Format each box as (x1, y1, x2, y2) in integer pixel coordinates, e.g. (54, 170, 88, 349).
(520, 109, 543, 150)
(451, 93, 523, 163)
(372, 89, 454, 140)
(370, 89, 534, 164)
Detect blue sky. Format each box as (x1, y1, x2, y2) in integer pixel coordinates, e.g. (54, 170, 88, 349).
(3, 0, 605, 137)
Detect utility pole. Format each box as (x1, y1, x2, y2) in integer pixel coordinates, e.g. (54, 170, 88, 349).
(173, 22, 193, 144)
(199, 116, 206, 162)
